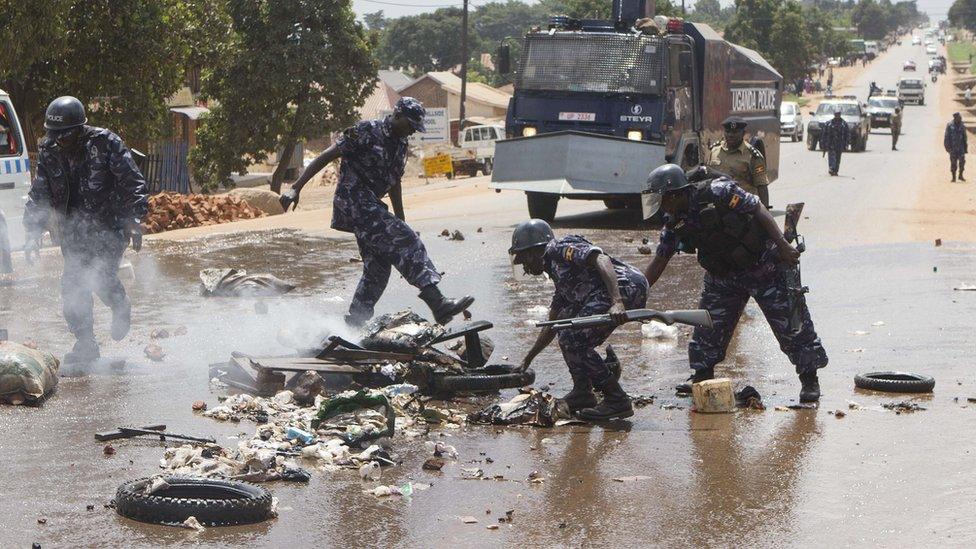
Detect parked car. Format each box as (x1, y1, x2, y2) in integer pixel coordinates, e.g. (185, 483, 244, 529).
(866, 96, 901, 129)
(897, 77, 926, 105)
(447, 124, 503, 178)
(806, 98, 871, 152)
(903, 60, 917, 71)
(926, 45, 938, 56)
(780, 101, 803, 142)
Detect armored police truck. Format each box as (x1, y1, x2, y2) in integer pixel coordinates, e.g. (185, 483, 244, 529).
(489, 0, 782, 221)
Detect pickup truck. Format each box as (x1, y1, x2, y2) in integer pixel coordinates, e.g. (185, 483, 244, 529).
(897, 77, 925, 105)
(447, 124, 503, 178)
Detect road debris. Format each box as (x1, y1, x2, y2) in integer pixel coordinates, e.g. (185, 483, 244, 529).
(359, 461, 381, 481)
(144, 343, 166, 362)
(192, 400, 207, 411)
(103, 444, 116, 456)
(468, 389, 570, 427)
(641, 321, 679, 340)
(953, 284, 976, 291)
(182, 516, 206, 532)
(199, 268, 295, 297)
(150, 328, 171, 339)
(461, 516, 479, 524)
(423, 457, 446, 471)
(486, 524, 499, 530)
(834, 410, 846, 418)
(612, 475, 653, 482)
(0, 341, 59, 405)
(637, 245, 654, 255)
(734, 386, 765, 410)
(882, 401, 926, 413)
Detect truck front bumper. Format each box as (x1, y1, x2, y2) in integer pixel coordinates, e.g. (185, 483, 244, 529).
(489, 131, 666, 197)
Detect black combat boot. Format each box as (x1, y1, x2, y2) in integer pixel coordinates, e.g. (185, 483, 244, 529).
(959, 170, 966, 182)
(64, 336, 100, 365)
(111, 297, 131, 341)
(675, 367, 714, 396)
(799, 371, 821, 403)
(605, 345, 621, 381)
(561, 373, 597, 413)
(418, 284, 474, 325)
(951, 170, 957, 182)
(577, 377, 634, 421)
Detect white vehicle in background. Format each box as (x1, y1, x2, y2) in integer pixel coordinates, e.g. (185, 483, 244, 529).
(447, 124, 504, 178)
(926, 45, 938, 57)
(898, 77, 926, 105)
(780, 101, 803, 142)
(0, 89, 29, 270)
(865, 41, 879, 59)
(912, 36, 922, 45)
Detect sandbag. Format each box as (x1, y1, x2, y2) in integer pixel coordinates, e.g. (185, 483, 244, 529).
(199, 268, 295, 297)
(0, 341, 59, 404)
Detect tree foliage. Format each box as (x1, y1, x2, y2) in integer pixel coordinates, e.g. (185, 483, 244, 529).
(376, 8, 465, 76)
(768, 2, 813, 82)
(190, 0, 376, 192)
(0, 0, 202, 144)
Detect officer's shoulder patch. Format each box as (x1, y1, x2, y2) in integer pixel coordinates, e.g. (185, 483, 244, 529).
(563, 246, 575, 262)
(728, 194, 741, 208)
(745, 143, 765, 159)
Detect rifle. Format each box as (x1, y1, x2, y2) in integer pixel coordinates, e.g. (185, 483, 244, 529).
(782, 202, 809, 335)
(536, 308, 713, 331)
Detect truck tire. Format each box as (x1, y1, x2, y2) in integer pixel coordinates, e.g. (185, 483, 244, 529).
(481, 159, 493, 176)
(114, 476, 274, 526)
(603, 199, 627, 210)
(526, 192, 559, 221)
(854, 371, 935, 393)
(431, 364, 535, 394)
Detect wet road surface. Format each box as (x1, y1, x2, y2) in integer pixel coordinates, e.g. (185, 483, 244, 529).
(3, 39, 976, 547)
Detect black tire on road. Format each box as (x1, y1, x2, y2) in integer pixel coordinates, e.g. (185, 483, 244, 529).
(854, 371, 935, 393)
(482, 159, 493, 176)
(526, 192, 559, 221)
(432, 364, 535, 394)
(115, 476, 274, 527)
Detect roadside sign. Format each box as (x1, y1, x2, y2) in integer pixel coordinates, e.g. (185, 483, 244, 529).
(380, 107, 449, 146)
(422, 153, 453, 177)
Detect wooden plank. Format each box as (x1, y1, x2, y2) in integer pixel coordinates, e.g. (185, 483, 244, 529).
(246, 357, 364, 374)
(317, 348, 414, 362)
(95, 424, 166, 442)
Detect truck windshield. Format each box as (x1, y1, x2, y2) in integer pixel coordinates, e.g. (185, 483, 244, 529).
(900, 80, 923, 89)
(817, 103, 859, 116)
(868, 98, 899, 108)
(518, 33, 663, 95)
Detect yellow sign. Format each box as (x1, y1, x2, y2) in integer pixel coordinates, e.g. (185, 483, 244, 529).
(423, 153, 454, 177)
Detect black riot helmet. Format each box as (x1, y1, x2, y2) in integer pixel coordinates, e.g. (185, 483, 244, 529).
(642, 164, 690, 219)
(44, 96, 88, 131)
(509, 219, 555, 255)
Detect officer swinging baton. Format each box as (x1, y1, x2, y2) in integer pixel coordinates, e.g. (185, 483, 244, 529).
(537, 309, 713, 331)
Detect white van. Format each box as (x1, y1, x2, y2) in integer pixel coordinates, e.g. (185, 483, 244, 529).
(0, 90, 30, 191)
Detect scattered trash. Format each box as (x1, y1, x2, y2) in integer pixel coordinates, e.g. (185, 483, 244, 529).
(477, 227, 483, 233)
(612, 475, 653, 482)
(461, 516, 479, 524)
(199, 268, 295, 297)
(461, 467, 484, 479)
(151, 328, 171, 340)
(637, 245, 654, 255)
(774, 406, 790, 411)
(849, 330, 869, 336)
(953, 285, 976, 291)
(37, 518, 46, 525)
(846, 348, 865, 353)
(287, 371, 328, 406)
(787, 404, 816, 410)
(935, 238, 942, 247)
(423, 457, 446, 471)
(103, 444, 116, 456)
(424, 440, 459, 459)
(192, 400, 207, 412)
(360, 310, 446, 353)
(144, 343, 166, 362)
(872, 321, 885, 327)
(527, 471, 545, 483)
(692, 378, 734, 413)
(359, 461, 382, 481)
(834, 410, 846, 418)
(641, 321, 679, 340)
(449, 230, 465, 241)
(363, 482, 426, 498)
(440, 229, 450, 237)
(486, 524, 499, 530)
(882, 401, 926, 413)
(661, 403, 684, 410)
(468, 389, 570, 427)
(0, 341, 59, 405)
(631, 395, 655, 407)
(734, 386, 765, 410)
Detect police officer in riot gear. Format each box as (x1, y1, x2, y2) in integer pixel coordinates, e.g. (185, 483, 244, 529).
(641, 164, 828, 403)
(280, 97, 473, 326)
(24, 96, 148, 364)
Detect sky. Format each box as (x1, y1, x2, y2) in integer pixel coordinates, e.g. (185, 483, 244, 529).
(353, 0, 953, 22)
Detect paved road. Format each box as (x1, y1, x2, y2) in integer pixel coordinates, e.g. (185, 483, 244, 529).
(4, 38, 976, 548)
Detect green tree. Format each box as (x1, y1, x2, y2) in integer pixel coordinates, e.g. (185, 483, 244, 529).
(363, 10, 388, 31)
(852, 0, 888, 39)
(693, 0, 722, 19)
(725, 0, 780, 52)
(376, 8, 465, 75)
(191, 0, 376, 192)
(0, 0, 198, 144)
(768, 1, 813, 82)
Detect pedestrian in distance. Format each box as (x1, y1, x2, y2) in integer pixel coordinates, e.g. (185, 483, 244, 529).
(706, 116, 770, 207)
(819, 109, 850, 176)
(640, 165, 828, 403)
(280, 97, 474, 326)
(965, 86, 973, 105)
(23, 96, 148, 365)
(944, 112, 968, 182)
(511, 219, 648, 421)
(891, 106, 902, 151)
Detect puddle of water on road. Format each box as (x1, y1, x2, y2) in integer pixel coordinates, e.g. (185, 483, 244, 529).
(2, 230, 976, 546)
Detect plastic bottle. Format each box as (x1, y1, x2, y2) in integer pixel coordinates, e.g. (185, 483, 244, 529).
(286, 426, 315, 444)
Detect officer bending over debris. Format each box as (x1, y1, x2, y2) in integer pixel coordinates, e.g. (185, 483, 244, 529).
(511, 219, 648, 421)
(281, 97, 473, 326)
(24, 96, 148, 364)
(641, 165, 828, 403)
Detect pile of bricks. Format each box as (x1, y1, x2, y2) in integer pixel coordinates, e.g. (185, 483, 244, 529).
(142, 192, 266, 234)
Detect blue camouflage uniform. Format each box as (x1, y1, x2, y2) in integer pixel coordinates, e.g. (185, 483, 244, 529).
(655, 179, 827, 374)
(24, 126, 148, 341)
(944, 119, 967, 177)
(331, 113, 440, 320)
(819, 117, 849, 174)
(544, 236, 648, 383)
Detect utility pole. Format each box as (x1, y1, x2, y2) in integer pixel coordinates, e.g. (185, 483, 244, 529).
(459, 0, 469, 142)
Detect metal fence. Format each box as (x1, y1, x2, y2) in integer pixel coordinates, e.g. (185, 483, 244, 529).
(143, 141, 190, 194)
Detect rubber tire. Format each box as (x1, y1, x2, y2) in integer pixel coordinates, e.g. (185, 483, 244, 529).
(432, 364, 535, 393)
(603, 199, 628, 210)
(526, 192, 559, 222)
(115, 476, 273, 527)
(482, 159, 492, 176)
(854, 371, 935, 393)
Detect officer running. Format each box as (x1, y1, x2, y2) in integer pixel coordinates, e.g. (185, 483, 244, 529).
(511, 219, 648, 420)
(944, 112, 968, 182)
(281, 97, 473, 326)
(890, 105, 902, 151)
(819, 109, 849, 176)
(24, 96, 148, 364)
(640, 165, 828, 403)
(707, 116, 770, 207)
